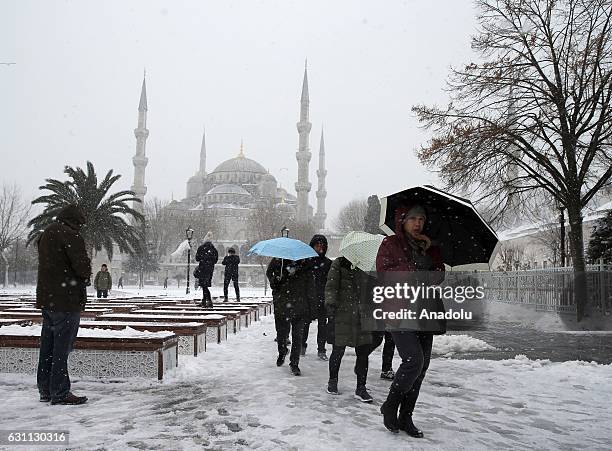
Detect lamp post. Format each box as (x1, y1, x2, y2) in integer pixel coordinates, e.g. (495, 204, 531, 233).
(185, 227, 194, 295)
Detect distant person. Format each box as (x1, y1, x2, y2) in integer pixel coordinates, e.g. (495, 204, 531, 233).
(302, 234, 332, 360)
(36, 204, 90, 405)
(117, 276, 123, 289)
(94, 264, 112, 298)
(195, 232, 218, 308)
(163, 277, 168, 289)
(222, 248, 240, 302)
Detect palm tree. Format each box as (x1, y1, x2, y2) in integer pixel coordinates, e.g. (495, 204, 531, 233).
(27, 161, 144, 260)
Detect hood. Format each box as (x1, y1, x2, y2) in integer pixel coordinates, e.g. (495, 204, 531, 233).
(309, 234, 328, 256)
(56, 204, 86, 230)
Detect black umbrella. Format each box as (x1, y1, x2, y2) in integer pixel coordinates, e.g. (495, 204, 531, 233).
(379, 185, 499, 267)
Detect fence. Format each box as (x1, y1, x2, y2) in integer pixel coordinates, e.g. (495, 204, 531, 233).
(469, 264, 612, 315)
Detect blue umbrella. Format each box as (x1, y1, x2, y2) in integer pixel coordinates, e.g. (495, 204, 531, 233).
(247, 237, 318, 260)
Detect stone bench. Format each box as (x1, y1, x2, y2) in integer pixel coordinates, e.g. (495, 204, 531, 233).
(0, 303, 32, 311)
(0, 319, 31, 326)
(80, 320, 206, 356)
(133, 309, 245, 334)
(97, 313, 228, 344)
(83, 304, 140, 313)
(0, 309, 112, 323)
(155, 305, 255, 330)
(0, 325, 179, 380)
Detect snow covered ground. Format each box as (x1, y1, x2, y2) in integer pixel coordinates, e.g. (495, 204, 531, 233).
(2, 312, 611, 450)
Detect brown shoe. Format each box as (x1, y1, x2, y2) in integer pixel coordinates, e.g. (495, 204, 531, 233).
(51, 392, 88, 405)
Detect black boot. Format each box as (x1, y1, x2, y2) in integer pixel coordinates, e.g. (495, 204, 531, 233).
(276, 349, 287, 367)
(290, 364, 301, 376)
(380, 388, 402, 433)
(399, 412, 424, 438)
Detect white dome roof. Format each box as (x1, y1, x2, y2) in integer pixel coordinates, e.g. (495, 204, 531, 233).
(206, 184, 252, 196)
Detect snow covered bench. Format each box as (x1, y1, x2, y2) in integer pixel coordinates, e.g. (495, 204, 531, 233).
(0, 325, 179, 380)
(83, 303, 140, 313)
(0, 319, 31, 326)
(97, 313, 228, 344)
(0, 309, 112, 323)
(80, 320, 207, 356)
(153, 305, 253, 330)
(133, 309, 245, 334)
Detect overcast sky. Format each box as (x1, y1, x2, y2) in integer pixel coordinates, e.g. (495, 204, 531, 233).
(1, 0, 478, 228)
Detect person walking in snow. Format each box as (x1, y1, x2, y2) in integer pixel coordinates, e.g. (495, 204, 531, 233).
(376, 204, 445, 437)
(324, 255, 378, 402)
(35, 204, 90, 405)
(117, 275, 123, 289)
(302, 234, 332, 360)
(195, 232, 218, 308)
(94, 264, 112, 298)
(222, 248, 240, 302)
(266, 257, 313, 376)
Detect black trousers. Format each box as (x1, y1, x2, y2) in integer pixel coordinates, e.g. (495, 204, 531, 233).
(371, 331, 396, 372)
(328, 343, 373, 387)
(223, 274, 240, 300)
(201, 287, 212, 307)
(96, 289, 108, 298)
(275, 313, 304, 367)
(302, 302, 327, 352)
(37, 310, 81, 402)
(390, 331, 433, 413)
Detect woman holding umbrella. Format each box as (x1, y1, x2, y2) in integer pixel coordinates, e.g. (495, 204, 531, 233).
(376, 204, 445, 437)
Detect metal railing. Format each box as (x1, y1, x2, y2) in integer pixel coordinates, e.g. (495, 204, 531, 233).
(470, 265, 612, 315)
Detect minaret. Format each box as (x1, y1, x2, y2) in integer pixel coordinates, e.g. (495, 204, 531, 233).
(295, 61, 312, 223)
(314, 127, 327, 230)
(199, 127, 207, 174)
(131, 74, 149, 215)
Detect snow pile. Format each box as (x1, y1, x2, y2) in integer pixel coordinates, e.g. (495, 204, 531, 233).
(0, 324, 174, 339)
(432, 334, 496, 355)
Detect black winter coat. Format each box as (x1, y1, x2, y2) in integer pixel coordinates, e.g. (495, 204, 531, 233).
(222, 255, 240, 277)
(195, 242, 218, 287)
(36, 205, 92, 312)
(325, 257, 377, 347)
(266, 258, 313, 320)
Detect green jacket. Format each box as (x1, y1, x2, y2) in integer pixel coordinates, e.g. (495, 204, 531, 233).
(94, 271, 112, 290)
(325, 257, 377, 348)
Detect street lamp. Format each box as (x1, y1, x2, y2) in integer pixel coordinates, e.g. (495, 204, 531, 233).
(185, 227, 194, 295)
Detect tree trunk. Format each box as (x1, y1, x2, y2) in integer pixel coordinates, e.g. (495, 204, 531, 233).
(566, 203, 588, 322)
(0, 251, 8, 288)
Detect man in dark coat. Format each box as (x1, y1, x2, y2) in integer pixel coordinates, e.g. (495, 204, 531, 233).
(222, 248, 240, 302)
(93, 264, 112, 298)
(301, 234, 332, 360)
(266, 258, 312, 376)
(36, 204, 91, 405)
(195, 233, 218, 308)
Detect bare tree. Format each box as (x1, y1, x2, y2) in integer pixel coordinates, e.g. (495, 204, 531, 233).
(0, 184, 31, 287)
(495, 243, 525, 271)
(247, 200, 292, 294)
(334, 198, 368, 234)
(413, 0, 612, 320)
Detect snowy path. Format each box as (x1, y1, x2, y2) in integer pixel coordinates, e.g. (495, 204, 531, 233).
(2, 316, 612, 450)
